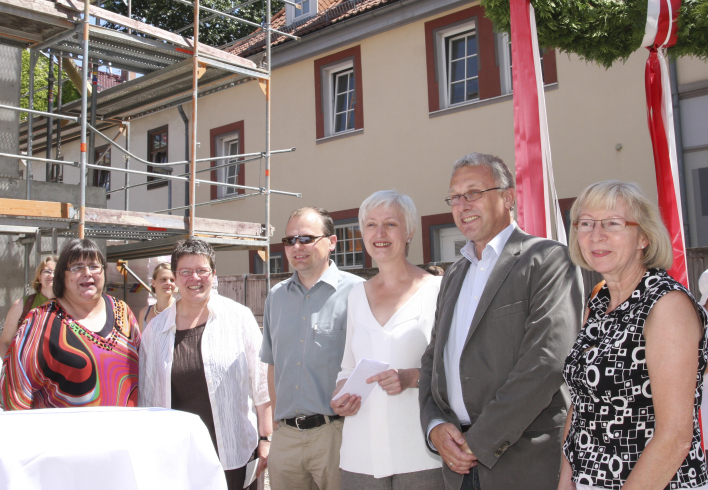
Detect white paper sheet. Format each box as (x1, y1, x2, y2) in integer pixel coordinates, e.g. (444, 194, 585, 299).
(243, 458, 258, 488)
(332, 358, 390, 404)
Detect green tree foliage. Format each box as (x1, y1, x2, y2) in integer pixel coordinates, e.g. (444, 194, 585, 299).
(21, 51, 80, 120)
(101, 0, 284, 48)
(480, 0, 708, 68)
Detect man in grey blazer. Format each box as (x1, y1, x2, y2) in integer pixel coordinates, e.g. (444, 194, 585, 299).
(419, 153, 583, 490)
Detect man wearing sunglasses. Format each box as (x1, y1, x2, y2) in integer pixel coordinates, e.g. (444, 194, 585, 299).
(261, 207, 364, 490)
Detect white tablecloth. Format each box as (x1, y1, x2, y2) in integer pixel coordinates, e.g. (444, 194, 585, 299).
(0, 407, 227, 490)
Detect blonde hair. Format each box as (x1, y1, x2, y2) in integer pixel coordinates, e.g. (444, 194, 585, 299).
(568, 181, 673, 271)
(151, 262, 173, 293)
(33, 255, 59, 293)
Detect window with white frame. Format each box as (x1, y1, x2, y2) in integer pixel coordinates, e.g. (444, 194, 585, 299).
(436, 22, 479, 108)
(498, 32, 548, 95)
(322, 61, 356, 136)
(332, 68, 356, 133)
(333, 221, 364, 269)
(425, 7, 558, 114)
(216, 133, 239, 198)
(286, 0, 315, 25)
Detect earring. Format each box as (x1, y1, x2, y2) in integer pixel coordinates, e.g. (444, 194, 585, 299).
(406, 239, 410, 243)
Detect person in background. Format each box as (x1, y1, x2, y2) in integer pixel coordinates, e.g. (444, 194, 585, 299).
(559, 181, 708, 490)
(419, 152, 583, 490)
(423, 265, 445, 276)
(1, 239, 140, 409)
(262, 207, 364, 490)
(139, 239, 271, 490)
(0, 255, 58, 359)
(331, 190, 443, 489)
(138, 262, 177, 332)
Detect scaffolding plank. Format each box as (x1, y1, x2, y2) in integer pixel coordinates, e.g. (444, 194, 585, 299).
(0, 198, 75, 219)
(56, 0, 259, 71)
(83, 207, 266, 237)
(105, 235, 267, 261)
(0, 217, 72, 229)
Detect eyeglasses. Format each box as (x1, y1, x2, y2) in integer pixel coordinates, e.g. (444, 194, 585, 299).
(445, 188, 502, 206)
(67, 264, 104, 274)
(177, 268, 213, 277)
(40, 269, 55, 276)
(573, 218, 640, 233)
(281, 235, 329, 246)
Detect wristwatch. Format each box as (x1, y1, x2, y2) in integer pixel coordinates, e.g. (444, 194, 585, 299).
(259, 435, 272, 442)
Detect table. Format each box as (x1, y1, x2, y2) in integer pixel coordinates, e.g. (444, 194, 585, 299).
(0, 407, 227, 490)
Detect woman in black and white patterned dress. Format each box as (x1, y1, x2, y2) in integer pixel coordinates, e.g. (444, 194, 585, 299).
(559, 181, 708, 490)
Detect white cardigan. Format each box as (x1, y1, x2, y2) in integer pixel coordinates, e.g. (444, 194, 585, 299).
(337, 278, 443, 478)
(139, 294, 269, 470)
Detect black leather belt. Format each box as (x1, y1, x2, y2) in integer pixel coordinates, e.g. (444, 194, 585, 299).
(284, 414, 341, 431)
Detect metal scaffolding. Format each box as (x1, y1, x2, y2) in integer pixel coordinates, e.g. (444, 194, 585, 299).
(0, 0, 302, 291)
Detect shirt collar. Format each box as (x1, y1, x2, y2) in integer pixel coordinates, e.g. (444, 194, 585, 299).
(460, 222, 516, 263)
(289, 260, 340, 291)
(156, 294, 215, 334)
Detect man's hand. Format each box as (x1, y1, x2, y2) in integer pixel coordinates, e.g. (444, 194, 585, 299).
(367, 368, 418, 395)
(430, 423, 477, 475)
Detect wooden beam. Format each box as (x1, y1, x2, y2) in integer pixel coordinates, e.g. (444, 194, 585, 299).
(84, 207, 268, 236)
(0, 0, 78, 27)
(0, 198, 75, 219)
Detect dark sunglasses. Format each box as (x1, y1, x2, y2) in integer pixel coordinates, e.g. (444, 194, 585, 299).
(281, 235, 329, 246)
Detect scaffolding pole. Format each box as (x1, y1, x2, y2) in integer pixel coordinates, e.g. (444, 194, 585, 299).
(26, 51, 37, 200)
(187, 0, 201, 238)
(265, 0, 272, 291)
(45, 52, 54, 181)
(55, 55, 63, 183)
(79, 0, 90, 239)
(124, 121, 130, 211)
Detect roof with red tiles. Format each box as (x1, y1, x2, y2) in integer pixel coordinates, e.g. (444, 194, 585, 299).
(224, 0, 394, 57)
(93, 70, 127, 92)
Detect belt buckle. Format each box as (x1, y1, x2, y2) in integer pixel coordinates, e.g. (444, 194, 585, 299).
(294, 415, 307, 431)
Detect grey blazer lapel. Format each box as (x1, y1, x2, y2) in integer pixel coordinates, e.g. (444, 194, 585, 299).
(435, 259, 470, 392)
(463, 227, 526, 348)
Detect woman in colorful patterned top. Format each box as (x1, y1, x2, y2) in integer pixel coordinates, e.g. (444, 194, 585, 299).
(0, 255, 58, 359)
(559, 181, 708, 490)
(0, 239, 140, 410)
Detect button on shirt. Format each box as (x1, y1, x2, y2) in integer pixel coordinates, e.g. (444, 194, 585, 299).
(260, 261, 364, 421)
(444, 223, 515, 425)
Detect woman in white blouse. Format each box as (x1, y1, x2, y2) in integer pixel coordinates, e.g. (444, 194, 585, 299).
(331, 190, 443, 489)
(139, 239, 272, 490)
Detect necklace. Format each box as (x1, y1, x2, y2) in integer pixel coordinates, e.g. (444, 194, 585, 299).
(153, 298, 173, 315)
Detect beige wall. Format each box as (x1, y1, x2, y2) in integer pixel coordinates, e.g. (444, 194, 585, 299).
(676, 55, 708, 86)
(58, 3, 708, 277)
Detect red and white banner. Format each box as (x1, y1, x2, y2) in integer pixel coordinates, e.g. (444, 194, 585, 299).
(510, 0, 566, 244)
(642, 0, 688, 287)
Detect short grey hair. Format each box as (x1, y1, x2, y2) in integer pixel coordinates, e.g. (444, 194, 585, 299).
(451, 153, 516, 190)
(359, 190, 418, 237)
(568, 180, 673, 271)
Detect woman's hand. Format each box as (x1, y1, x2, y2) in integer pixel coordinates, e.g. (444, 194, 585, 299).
(330, 379, 361, 416)
(367, 368, 419, 395)
(256, 440, 269, 477)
